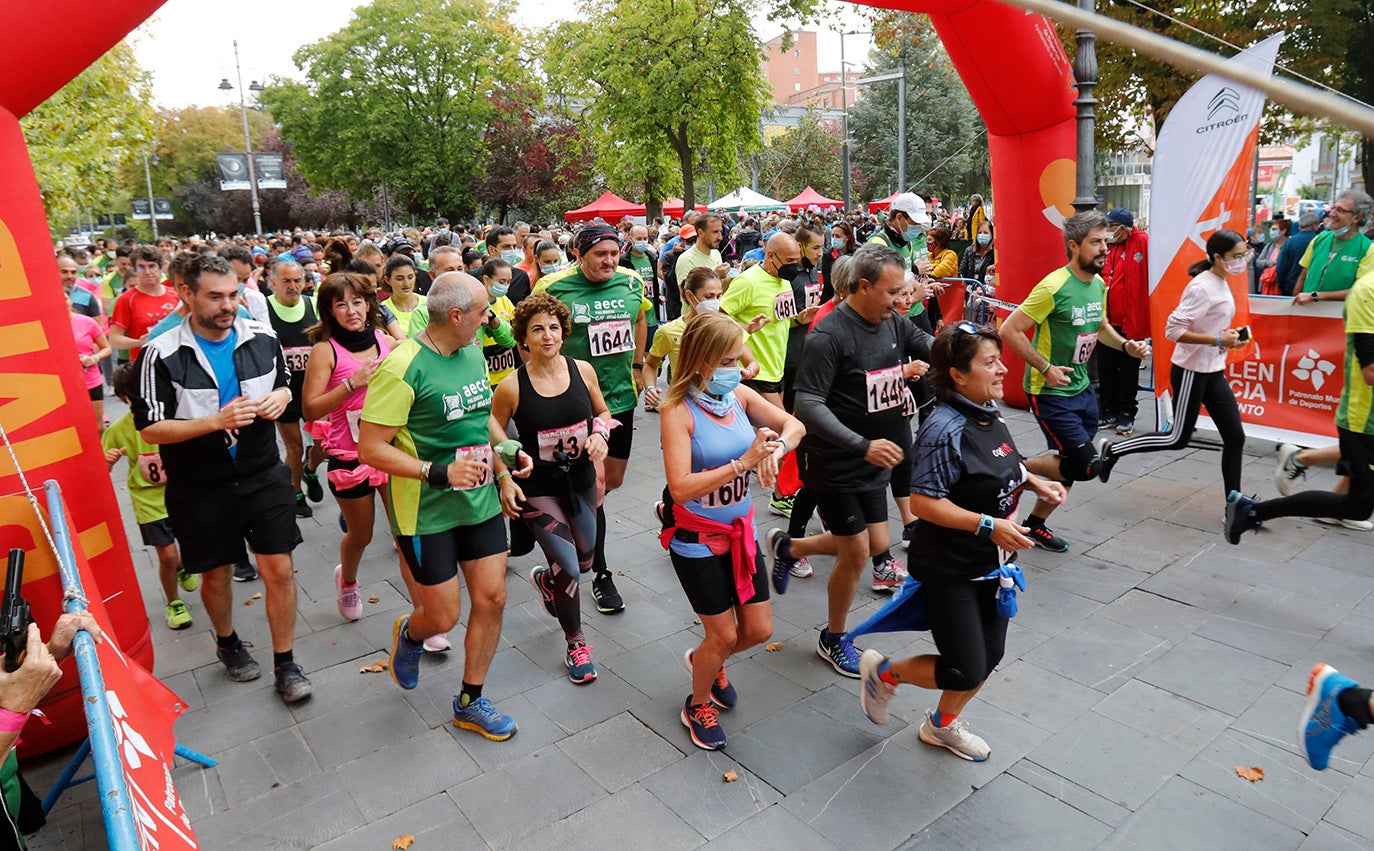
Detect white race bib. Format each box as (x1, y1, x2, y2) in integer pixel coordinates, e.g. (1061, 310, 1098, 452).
(804, 282, 823, 310)
(453, 444, 493, 491)
(537, 421, 589, 463)
(900, 386, 917, 419)
(282, 346, 311, 373)
(773, 289, 798, 321)
(865, 365, 905, 413)
(1072, 332, 1097, 365)
(137, 452, 167, 484)
(701, 470, 749, 508)
(486, 347, 517, 375)
(345, 408, 363, 442)
(587, 319, 634, 357)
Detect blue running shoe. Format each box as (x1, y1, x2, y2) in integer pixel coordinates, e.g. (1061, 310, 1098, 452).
(566, 641, 597, 685)
(1224, 490, 1259, 545)
(683, 648, 737, 709)
(681, 696, 726, 750)
(817, 629, 861, 678)
(389, 616, 424, 690)
(766, 528, 794, 595)
(1300, 663, 1360, 770)
(529, 566, 557, 619)
(453, 696, 517, 741)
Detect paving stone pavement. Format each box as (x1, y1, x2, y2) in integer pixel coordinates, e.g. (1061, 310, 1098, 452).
(24, 393, 1374, 849)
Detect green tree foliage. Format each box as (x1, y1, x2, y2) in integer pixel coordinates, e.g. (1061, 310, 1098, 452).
(21, 41, 156, 233)
(544, 0, 808, 209)
(847, 14, 989, 204)
(260, 0, 527, 220)
(757, 110, 843, 201)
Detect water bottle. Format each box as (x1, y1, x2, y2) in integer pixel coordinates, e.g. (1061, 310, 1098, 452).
(996, 572, 1018, 618)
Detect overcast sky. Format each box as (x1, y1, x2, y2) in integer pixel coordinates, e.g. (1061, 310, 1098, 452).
(131, 0, 876, 109)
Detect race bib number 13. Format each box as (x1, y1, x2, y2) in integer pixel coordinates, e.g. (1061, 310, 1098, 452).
(537, 422, 589, 462)
(588, 319, 634, 357)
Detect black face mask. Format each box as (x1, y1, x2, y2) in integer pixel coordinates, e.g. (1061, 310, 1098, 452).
(774, 262, 801, 281)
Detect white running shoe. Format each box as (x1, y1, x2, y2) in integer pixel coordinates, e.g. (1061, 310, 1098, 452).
(789, 557, 814, 578)
(1316, 516, 1374, 532)
(334, 565, 362, 622)
(918, 709, 990, 761)
(858, 649, 895, 725)
(1274, 443, 1306, 496)
(423, 632, 452, 652)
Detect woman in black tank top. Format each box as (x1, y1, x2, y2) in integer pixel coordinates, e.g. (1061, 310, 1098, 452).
(491, 294, 613, 685)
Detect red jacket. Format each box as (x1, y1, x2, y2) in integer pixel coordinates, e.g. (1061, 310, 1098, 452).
(1104, 229, 1150, 339)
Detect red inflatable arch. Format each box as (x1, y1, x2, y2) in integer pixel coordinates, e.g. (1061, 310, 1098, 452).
(854, 0, 1079, 406)
(0, 0, 169, 756)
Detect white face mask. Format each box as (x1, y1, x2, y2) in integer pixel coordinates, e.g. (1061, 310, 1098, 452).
(1223, 257, 1248, 276)
(694, 297, 721, 314)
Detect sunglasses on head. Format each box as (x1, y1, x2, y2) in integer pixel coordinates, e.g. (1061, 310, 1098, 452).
(953, 321, 984, 335)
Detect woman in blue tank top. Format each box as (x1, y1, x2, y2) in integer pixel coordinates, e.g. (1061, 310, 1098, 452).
(659, 312, 805, 751)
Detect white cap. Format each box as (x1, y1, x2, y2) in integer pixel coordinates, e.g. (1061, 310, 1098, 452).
(890, 192, 931, 226)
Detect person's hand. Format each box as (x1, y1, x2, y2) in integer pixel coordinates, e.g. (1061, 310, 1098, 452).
(1040, 364, 1071, 388)
(216, 396, 259, 430)
(352, 357, 381, 389)
(1218, 329, 1241, 349)
(863, 438, 904, 469)
(1124, 339, 1151, 359)
(909, 277, 933, 302)
(136, 335, 149, 346)
(642, 386, 662, 408)
(714, 262, 731, 279)
(445, 454, 488, 489)
(903, 360, 929, 380)
(0, 624, 62, 714)
(741, 362, 759, 381)
(927, 279, 949, 296)
(79, 355, 96, 368)
(508, 449, 535, 479)
(252, 388, 291, 421)
(486, 309, 501, 330)
(46, 612, 102, 662)
(990, 518, 1034, 552)
(104, 447, 126, 467)
(497, 475, 524, 518)
(1030, 477, 1067, 504)
(796, 306, 819, 325)
(746, 314, 771, 334)
(913, 257, 933, 276)
(586, 431, 609, 463)
(741, 427, 780, 487)
(1293, 291, 1316, 306)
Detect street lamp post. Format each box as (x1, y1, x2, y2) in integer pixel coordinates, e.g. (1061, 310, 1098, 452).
(143, 153, 159, 240)
(1071, 0, 1100, 213)
(854, 70, 906, 193)
(838, 28, 872, 212)
(219, 40, 264, 235)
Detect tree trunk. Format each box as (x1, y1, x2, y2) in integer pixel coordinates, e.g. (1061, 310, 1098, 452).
(671, 121, 695, 210)
(1363, 138, 1372, 198)
(644, 174, 662, 223)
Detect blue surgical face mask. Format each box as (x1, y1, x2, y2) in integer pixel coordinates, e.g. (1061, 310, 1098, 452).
(1268, 227, 1280, 239)
(904, 226, 924, 242)
(633, 240, 649, 253)
(1328, 223, 1353, 237)
(500, 249, 523, 266)
(540, 263, 560, 275)
(977, 233, 992, 246)
(831, 236, 846, 251)
(706, 366, 742, 397)
(488, 280, 510, 298)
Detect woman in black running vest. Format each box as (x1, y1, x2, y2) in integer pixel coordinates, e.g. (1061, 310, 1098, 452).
(491, 293, 613, 685)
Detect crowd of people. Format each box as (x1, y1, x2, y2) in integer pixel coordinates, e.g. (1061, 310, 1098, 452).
(40, 186, 1374, 768)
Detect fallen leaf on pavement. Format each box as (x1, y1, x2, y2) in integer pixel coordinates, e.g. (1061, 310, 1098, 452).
(368, 597, 380, 604)
(250, 592, 263, 600)
(1235, 765, 1264, 782)
(360, 661, 389, 674)
(243, 599, 254, 606)
(722, 769, 738, 782)
(765, 642, 782, 652)
(392, 836, 416, 850)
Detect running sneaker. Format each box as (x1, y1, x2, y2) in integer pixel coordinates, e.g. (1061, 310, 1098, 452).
(232, 560, 258, 582)
(1096, 414, 1118, 431)
(176, 567, 199, 593)
(768, 493, 795, 519)
(165, 600, 192, 630)
(389, 616, 424, 690)
(1223, 491, 1260, 545)
(1316, 517, 1374, 532)
(334, 564, 362, 621)
(338, 511, 348, 533)
(765, 528, 795, 595)
(303, 469, 324, 503)
(1274, 443, 1306, 496)
(918, 709, 990, 761)
(683, 648, 737, 709)
(294, 493, 314, 519)
(817, 629, 861, 678)
(216, 639, 260, 682)
(566, 641, 597, 684)
(859, 649, 896, 726)
(789, 556, 814, 579)
(1300, 663, 1361, 770)
(654, 501, 665, 526)
(1115, 415, 1135, 437)
(871, 554, 908, 592)
(591, 571, 625, 614)
(529, 566, 557, 618)
(1095, 436, 1119, 484)
(1027, 523, 1069, 553)
(274, 662, 313, 703)
(452, 696, 517, 741)
(680, 696, 726, 750)
(423, 632, 451, 652)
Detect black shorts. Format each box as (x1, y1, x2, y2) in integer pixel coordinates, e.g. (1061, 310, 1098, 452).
(1337, 427, 1374, 503)
(815, 487, 889, 537)
(1029, 390, 1098, 453)
(922, 577, 1007, 691)
(88, 385, 104, 401)
(165, 465, 302, 573)
(327, 456, 376, 500)
(282, 396, 303, 424)
(396, 514, 508, 586)
(669, 548, 769, 616)
(139, 518, 176, 548)
(606, 408, 635, 460)
(743, 378, 783, 396)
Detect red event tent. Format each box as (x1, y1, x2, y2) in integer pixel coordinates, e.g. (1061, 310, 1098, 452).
(565, 190, 646, 223)
(662, 196, 707, 218)
(785, 185, 842, 212)
(869, 192, 898, 213)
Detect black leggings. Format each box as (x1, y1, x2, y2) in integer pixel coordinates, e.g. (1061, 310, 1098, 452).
(1253, 428, 1374, 523)
(922, 578, 1007, 692)
(1107, 365, 1245, 494)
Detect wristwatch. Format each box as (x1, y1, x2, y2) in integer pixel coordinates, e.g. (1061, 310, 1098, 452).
(975, 514, 994, 539)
